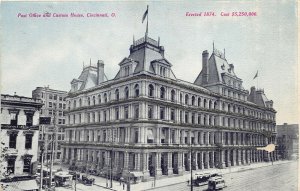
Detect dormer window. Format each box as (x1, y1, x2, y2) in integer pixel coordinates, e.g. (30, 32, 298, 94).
(160, 87, 165, 99)
(124, 87, 129, 99)
(124, 66, 130, 76)
(134, 84, 139, 97)
(115, 89, 119, 100)
(148, 84, 154, 97)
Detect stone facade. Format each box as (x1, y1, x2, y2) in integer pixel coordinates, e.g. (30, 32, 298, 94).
(0, 94, 42, 180)
(61, 35, 277, 181)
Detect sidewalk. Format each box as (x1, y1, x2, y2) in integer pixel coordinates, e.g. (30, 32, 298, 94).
(54, 160, 293, 191)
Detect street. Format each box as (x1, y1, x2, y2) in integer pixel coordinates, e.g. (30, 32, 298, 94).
(145, 161, 298, 191)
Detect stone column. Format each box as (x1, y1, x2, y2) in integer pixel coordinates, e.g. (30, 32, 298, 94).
(167, 152, 173, 175)
(124, 152, 129, 170)
(156, 152, 162, 176)
(178, 152, 183, 175)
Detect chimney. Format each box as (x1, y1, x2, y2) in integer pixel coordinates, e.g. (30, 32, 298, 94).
(97, 60, 105, 84)
(159, 46, 165, 57)
(202, 50, 209, 84)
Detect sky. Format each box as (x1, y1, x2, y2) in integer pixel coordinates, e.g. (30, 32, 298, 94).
(1, 0, 298, 125)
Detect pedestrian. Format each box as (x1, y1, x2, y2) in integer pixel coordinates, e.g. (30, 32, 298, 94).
(123, 183, 125, 190)
(187, 179, 190, 185)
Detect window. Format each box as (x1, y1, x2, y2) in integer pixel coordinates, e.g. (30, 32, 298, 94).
(23, 158, 31, 173)
(10, 112, 18, 126)
(171, 109, 175, 121)
(49, 102, 53, 108)
(104, 93, 108, 103)
(7, 158, 16, 174)
(104, 111, 107, 122)
(88, 97, 91, 105)
(124, 66, 130, 76)
(124, 106, 129, 119)
(63, 104, 66, 109)
(134, 129, 139, 143)
(134, 105, 139, 119)
(160, 107, 165, 120)
(192, 113, 195, 124)
(59, 96, 63, 101)
(115, 89, 119, 101)
(171, 90, 176, 102)
(160, 87, 165, 99)
(134, 84, 139, 97)
(180, 111, 183, 123)
(26, 112, 33, 126)
(185, 94, 189, 105)
(59, 103, 62, 109)
(180, 93, 183, 104)
(148, 105, 153, 119)
(73, 100, 76, 108)
(49, 94, 53, 99)
(148, 84, 154, 97)
(54, 95, 57, 100)
(115, 107, 119, 120)
(125, 87, 129, 99)
(98, 94, 101, 104)
(9, 133, 17, 148)
(93, 96, 96, 105)
(191, 96, 195, 106)
(185, 112, 188, 123)
(198, 98, 201, 107)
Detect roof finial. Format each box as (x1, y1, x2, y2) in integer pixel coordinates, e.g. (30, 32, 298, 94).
(90, 58, 91, 66)
(133, 35, 135, 44)
(224, 48, 225, 58)
(83, 61, 84, 69)
(213, 41, 215, 53)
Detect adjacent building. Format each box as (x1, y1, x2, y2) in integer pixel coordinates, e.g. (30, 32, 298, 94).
(32, 87, 68, 163)
(0, 94, 42, 190)
(61, 34, 277, 181)
(276, 123, 299, 160)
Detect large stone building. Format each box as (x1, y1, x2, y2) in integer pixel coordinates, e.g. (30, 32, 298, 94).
(276, 123, 298, 160)
(61, 34, 277, 181)
(32, 87, 67, 163)
(0, 94, 42, 190)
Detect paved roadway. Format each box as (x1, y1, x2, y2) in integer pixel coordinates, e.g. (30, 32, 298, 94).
(147, 161, 298, 191)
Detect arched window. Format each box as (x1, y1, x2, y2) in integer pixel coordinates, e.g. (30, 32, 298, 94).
(160, 66, 163, 76)
(148, 84, 154, 97)
(185, 94, 189, 105)
(73, 100, 76, 108)
(115, 89, 119, 101)
(171, 90, 176, 102)
(209, 100, 212, 109)
(160, 87, 165, 99)
(214, 101, 217, 110)
(203, 99, 207, 108)
(77, 98, 81, 107)
(191, 96, 195, 106)
(222, 102, 225, 110)
(180, 93, 183, 103)
(93, 96, 96, 105)
(163, 68, 166, 77)
(228, 104, 231, 112)
(233, 105, 236, 113)
(124, 87, 129, 99)
(68, 101, 71, 110)
(134, 84, 139, 97)
(88, 97, 91, 106)
(104, 93, 107, 103)
(98, 94, 101, 104)
(198, 97, 201, 107)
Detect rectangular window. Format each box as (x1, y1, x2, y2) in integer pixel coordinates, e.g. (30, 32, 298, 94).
(49, 94, 53, 99)
(59, 103, 62, 109)
(26, 113, 33, 126)
(49, 102, 52, 108)
(148, 106, 153, 119)
(124, 106, 129, 119)
(63, 104, 66, 109)
(23, 158, 31, 173)
(10, 112, 18, 126)
(171, 109, 175, 121)
(9, 134, 17, 148)
(54, 95, 57, 100)
(134, 105, 139, 119)
(115, 108, 119, 120)
(59, 96, 63, 101)
(25, 134, 33, 149)
(160, 107, 165, 120)
(7, 158, 15, 174)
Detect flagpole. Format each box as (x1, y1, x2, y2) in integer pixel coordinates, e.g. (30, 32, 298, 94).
(146, 5, 149, 38)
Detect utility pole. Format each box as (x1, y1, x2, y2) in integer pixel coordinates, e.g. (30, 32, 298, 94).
(39, 126, 45, 191)
(49, 105, 57, 188)
(190, 146, 193, 191)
